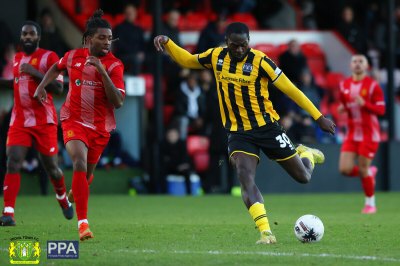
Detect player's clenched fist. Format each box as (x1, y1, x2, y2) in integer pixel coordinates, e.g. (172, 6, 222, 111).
(33, 85, 47, 103)
(154, 35, 169, 52)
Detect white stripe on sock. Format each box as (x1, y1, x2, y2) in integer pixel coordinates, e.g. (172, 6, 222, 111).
(365, 196, 376, 207)
(56, 192, 66, 200)
(4, 207, 14, 213)
(78, 219, 89, 228)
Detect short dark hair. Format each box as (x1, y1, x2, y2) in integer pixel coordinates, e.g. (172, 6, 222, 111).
(82, 9, 111, 44)
(22, 20, 41, 36)
(225, 22, 249, 39)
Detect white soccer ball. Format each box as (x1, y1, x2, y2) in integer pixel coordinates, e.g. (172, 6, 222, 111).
(294, 214, 324, 243)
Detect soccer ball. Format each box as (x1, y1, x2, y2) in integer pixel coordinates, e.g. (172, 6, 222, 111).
(294, 214, 324, 243)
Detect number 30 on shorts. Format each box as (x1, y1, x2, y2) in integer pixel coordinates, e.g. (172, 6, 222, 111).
(275, 133, 293, 149)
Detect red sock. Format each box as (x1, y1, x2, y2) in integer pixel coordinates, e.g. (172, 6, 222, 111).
(87, 174, 94, 186)
(348, 166, 359, 177)
(3, 173, 21, 217)
(361, 176, 374, 197)
(72, 171, 89, 221)
(50, 175, 68, 209)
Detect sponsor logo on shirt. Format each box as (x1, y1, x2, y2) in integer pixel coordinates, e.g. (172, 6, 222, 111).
(75, 79, 81, 86)
(74, 62, 82, 67)
(31, 58, 37, 66)
(242, 63, 253, 74)
(14, 77, 18, 84)
(82, 80, 103, 87)
(220, 75, 251, 84)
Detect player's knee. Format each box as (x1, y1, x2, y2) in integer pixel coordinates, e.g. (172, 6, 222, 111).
(47, 167, 63, 180)
(339, 166, 353, 176)
(72, 158, 87, 172)
(298, 172, 311, 184)
(236, 164, 255, 181)
(358, 167, 369, 177)
(6, 156, 23, 173)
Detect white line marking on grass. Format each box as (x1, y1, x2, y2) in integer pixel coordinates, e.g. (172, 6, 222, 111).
(115, 249, 400, 263)
(1, 247, 398, 263)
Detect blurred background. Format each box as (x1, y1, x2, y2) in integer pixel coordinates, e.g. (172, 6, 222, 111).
(0, 0, 399, 196)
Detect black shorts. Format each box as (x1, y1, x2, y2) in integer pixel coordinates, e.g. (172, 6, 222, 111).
(227, 122, 297, 161)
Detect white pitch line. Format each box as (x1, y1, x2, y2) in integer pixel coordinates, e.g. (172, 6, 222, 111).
(1, 247, 399, 263)
(115, 249, 400, 263)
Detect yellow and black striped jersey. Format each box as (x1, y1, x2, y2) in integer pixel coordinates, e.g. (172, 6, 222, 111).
(197, 47, 282, 131)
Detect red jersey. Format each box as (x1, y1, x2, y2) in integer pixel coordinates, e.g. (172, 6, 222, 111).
(57, 48, 125, 133)
(339, 76, 385, 142)
(10, 48, 62, 127)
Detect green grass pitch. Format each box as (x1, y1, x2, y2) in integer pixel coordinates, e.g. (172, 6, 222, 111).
(0, 192, 399, 265)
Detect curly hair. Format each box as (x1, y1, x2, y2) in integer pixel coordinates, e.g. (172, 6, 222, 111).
(82, 9, 111, 45)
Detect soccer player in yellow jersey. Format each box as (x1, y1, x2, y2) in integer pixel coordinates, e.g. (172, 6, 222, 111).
(154, 22, 336, 244)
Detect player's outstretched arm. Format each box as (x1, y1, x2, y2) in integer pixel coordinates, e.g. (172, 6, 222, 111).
(153, 35, 204, 69)
(34, 63, 62, 103)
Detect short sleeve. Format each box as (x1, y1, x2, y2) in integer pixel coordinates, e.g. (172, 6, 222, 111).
(259, 56, 282, 82)
(108, 61, 125, 97)
(48, 52, 63, 83)
(56, 51, 70, 71)
(197, 48, 215, 69)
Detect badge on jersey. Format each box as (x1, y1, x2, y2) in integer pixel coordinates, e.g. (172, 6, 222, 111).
(242, 63, 253, 74)
(217, 59, 224, 68)
(361, 88, 367, 96)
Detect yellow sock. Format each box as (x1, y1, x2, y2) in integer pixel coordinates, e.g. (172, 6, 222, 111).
(299, 150, 314, 168)
(249, 202, 271, 232)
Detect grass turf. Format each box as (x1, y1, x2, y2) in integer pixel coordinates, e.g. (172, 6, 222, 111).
(0, 192, 399, 265)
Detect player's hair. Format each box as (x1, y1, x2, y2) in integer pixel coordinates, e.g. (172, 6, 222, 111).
(225, 22, 249, 39)
(22, 20, 41, 36)
(82, 9, 111, 45)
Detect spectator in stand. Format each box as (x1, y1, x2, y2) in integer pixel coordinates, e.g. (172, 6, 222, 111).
(278, 39, 307, 86)
(337, 6, 367, 54)
(162, 126, 193, 194)
(113, 3, 146, 75)
(298, 69, 324, 109)
(297, 0, 317, 29)
(173, 70, 207, 140)
(286, 114, 317, 145)
(254, 0, 296, 29)
(100, 0, 140, 15)
(39, 8, 69, 57)
(196, 13, 227, 53)
(160, 9, 181, 45)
